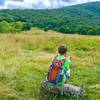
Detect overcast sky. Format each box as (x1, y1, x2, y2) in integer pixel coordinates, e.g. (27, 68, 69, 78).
(0, 0, 100, 9)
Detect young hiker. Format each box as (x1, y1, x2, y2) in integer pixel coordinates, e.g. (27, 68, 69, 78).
(47, 44, 72, 86)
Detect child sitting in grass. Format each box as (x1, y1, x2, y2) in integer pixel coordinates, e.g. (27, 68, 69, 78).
(47, 44, 72, 85)
(56, 44, 71, 85)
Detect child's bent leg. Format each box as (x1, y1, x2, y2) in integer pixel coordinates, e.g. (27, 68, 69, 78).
(61, 79, 65, 95)
(66, 69, 70, 80)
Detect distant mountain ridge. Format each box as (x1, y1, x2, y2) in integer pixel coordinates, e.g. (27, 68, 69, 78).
(63, 1, 100, 15)
(0, 2, 100, 35)
(0, 0, 100, 9)
(56, 1, 100, 25)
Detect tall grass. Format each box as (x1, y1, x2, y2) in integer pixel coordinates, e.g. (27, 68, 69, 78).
(0, 28, 100, 100)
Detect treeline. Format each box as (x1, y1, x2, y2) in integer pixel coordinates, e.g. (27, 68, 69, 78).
(0, 2, 100, 35)
(0, 21, 31, 33)
(0, 20, 99, 35)
(56, 24, 100, 35)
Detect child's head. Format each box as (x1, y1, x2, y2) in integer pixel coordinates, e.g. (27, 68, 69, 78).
(58, 44, 67, 55)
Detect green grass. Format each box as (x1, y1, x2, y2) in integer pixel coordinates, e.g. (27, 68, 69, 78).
(0, 28, 100, 100)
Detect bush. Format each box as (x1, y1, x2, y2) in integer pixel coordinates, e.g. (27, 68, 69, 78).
(0, 21, 14, 33)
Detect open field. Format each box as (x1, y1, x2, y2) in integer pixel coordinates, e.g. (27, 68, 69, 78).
(0, 28, 100, 100)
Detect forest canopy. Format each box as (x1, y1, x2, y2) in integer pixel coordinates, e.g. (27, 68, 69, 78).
(0, 2, 100, 35)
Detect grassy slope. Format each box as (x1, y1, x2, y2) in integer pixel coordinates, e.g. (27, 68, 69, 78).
(0, 28, 100, 100)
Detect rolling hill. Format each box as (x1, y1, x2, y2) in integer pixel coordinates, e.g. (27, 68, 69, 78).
(0, 2, 100, 34)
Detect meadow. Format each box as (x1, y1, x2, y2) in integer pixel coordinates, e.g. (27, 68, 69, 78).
(0, 28, 100, 100)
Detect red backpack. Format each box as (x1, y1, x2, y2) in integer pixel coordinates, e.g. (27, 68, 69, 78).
(47, 55, 66, 85)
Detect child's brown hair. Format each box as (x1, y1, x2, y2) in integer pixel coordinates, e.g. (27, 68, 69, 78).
(58, 44, 67, 55)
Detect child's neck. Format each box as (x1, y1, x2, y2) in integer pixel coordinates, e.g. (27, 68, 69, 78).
(59, 54, 67, 57)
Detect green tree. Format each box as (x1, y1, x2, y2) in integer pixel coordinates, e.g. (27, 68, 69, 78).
(88, 26, 100, 35)
(14, 21, 24, 32)
(0, 21, 13, 33)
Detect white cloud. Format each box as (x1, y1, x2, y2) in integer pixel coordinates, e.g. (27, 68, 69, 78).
(0, 0, 100, 9)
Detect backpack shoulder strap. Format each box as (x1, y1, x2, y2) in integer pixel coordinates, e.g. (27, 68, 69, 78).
(54, 55, 59, 59)
(59, 55, 67, 66)
(52, 55, 67, 65)
(52, 55, 58, 63)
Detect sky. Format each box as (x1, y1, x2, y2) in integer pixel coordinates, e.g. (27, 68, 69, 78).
(0, 0, 100, 9)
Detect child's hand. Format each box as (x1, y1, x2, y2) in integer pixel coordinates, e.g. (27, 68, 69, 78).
(69, 55, 74, 61)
